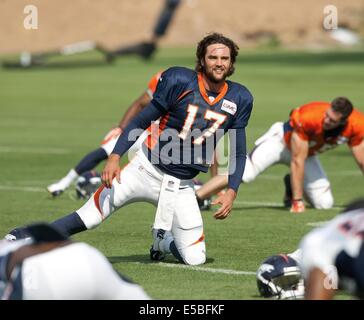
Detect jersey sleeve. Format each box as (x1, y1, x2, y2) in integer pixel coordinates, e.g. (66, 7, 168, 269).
(146, 71, 163, 99)
(289, 108, 309, 141)
(348, 113, 364, 147)
(151, 67, 190, 112)
(230, 89, 253, 129)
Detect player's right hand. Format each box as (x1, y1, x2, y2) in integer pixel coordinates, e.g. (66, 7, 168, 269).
(212, 188, 236, 220)
(290, 199, 305, 213)
(102, 154, 121, 188)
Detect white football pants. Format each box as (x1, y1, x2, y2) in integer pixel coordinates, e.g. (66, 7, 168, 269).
(243, 122, 334, 209)
(21, 242, 150, 300)
(76, 150, 206, 266)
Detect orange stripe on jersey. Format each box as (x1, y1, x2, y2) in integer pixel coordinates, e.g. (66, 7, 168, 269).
(197, 72, 228, 106)
(177, 90, 193, 101)
(188, 233, 205, 247)
(144, 113, 170, 150)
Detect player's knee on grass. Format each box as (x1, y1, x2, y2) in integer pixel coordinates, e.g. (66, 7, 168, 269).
(305, 179, 334, 210)
(312, 192, 334, 210)
(180, 242, 206, 266)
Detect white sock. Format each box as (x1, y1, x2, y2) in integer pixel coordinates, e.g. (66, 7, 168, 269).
(58, 169, 79, 189)
(160, 232, 174, 254)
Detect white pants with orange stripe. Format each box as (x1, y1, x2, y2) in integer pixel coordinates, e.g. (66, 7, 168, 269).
(76, 150, 206, 265)
(243, 122, 334, 209)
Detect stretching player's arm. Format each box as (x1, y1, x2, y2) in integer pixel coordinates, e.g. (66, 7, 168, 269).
(102, 102, 165, 188)
(196, 175, 228, 200)
(118, 92, 152, 130)
(290, 131, 308, 212)
(351, 139, 364, 174)
(213, 128, 246, 220)
(305, 267, 335, 300)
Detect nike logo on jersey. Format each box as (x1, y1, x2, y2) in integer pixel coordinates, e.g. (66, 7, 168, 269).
(221, 99, 237, 115)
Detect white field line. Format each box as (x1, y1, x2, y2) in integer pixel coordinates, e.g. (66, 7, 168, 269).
(234, 200, 282, 207)
(0, 185, 45, 192)
(135, 262, 256, 276)
(0, 185, 346, 211)
(306, 221, 329, 227)
(0, 146, 70, 155)
(252, 171, 360, 179)
(234, 200, 344, 210)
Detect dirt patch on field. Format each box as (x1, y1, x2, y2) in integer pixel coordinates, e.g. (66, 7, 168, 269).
(0, 0, 363, 54)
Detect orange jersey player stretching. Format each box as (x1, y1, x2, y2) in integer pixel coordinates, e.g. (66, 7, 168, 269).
(196, 97, 364, 213)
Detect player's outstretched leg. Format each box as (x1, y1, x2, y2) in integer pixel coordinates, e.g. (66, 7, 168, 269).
(47, 148, 108, 197)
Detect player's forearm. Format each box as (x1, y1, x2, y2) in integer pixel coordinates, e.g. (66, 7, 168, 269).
(305, 268, 335, 300)
(196, 174, 228, 199)
(357, 162, 364, 175)
(290, 157, 305, 200)
(228, 128, 246, 192)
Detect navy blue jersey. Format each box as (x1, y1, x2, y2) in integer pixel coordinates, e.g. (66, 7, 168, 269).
(113, 67, 253, 190)
(142, 67, 253, 179)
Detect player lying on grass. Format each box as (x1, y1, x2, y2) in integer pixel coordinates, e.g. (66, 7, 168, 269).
(0, 223, 150, 300)
(196, 97, 364, 213)
(7, 33, 253, 266)
(300, 197, 364, 299)
(257, 198, 364, 300)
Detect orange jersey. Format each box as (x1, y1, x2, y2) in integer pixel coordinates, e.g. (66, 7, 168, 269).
(284, 102, 364, 156)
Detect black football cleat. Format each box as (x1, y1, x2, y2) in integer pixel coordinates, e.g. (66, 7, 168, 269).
(197, 196, 211, 211)
(4, 227, 32, 241)
(150, 246, 165, 261)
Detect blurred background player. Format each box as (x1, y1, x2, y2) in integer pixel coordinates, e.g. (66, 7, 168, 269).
(8, 0, 181, 68)
(0, 223, 150, 300)
(107, 0, 181, 61)
(196, 97, 364, 213)
(47, 71, 162, 197)
(300, 198, 364, 300)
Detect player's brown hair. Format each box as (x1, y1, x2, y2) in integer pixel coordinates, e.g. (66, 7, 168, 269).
(195, 32, 239, 77)
(331, 97, 353, 120)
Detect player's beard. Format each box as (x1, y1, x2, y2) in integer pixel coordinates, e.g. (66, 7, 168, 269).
(204, 67, 230, 84)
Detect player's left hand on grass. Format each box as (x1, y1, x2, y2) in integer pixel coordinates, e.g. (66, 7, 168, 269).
(212, 188, 237, 220)
(290, 199, 305, 213)
(102, 154, 121, 188)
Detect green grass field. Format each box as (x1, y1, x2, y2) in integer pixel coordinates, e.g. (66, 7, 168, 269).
(0, 48, 363, 299)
